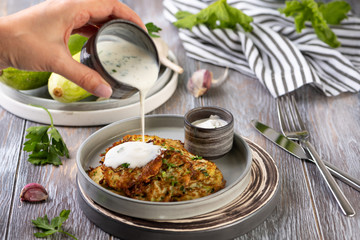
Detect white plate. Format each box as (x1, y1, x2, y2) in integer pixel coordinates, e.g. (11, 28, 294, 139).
(76, 115, 252, 220)
(0, 52, 178, 126)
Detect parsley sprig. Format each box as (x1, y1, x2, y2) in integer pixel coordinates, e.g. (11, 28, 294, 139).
(173, 0, 253, 32)
(23, 105, 69, 166)
(279, 0, 351, 48)
(32, 209, 77, 239)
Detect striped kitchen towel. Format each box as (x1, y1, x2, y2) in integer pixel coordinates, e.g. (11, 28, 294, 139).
(163, 0, 360, 97)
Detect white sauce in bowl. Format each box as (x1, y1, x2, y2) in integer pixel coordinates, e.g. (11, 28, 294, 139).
(97, 39, 159, 92)
(192, 115, 228, 129)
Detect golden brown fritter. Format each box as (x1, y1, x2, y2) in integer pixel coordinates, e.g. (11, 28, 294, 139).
(88, 135, 226, 202)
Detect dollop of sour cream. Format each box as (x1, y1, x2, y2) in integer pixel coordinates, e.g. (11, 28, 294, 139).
(192, 115, 228, 129)
(104, 142, 162, 169)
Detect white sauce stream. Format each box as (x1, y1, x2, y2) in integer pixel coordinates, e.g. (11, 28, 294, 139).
(97, 39, 160, 168)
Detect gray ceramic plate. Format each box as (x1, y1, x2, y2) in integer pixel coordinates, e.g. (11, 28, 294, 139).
(76, 138, 280, 239)
(76, 115, 252, 220)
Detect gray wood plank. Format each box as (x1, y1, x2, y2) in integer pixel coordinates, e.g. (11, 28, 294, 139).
(6, 0, 43, 15)
(6, 121, 110, 239)
(0, 0, 6, 16)
(295, 88, 360, 240)
(0, 108, 25, 240)
(1, 0, 360, 239)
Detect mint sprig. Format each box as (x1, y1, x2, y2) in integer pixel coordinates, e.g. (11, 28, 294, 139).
(23, 105, 69, 166)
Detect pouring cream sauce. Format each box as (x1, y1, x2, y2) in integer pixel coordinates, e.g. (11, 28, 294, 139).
(98, 39, 160, 168)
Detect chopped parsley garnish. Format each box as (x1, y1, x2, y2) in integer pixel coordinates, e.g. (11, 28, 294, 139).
(200, 168, 209, 176)
(121, 163, 130, 168)
(191, 155, 203, 160)
(171, 180, 178, 186)
(162, 159, 177, 169)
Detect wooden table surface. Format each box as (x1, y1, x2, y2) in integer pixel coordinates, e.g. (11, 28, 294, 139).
(1, 0, 360, 239)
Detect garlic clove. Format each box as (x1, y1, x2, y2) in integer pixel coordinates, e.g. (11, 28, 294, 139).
(187, 68, 229, 97)
(20, 183, 48, 202)
(187, 69, 213, 98)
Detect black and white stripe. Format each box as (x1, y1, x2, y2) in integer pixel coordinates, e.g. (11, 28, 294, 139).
(163, 0, 360, 97)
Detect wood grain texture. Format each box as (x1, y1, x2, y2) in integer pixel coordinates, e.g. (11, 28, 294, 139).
(0, 110, 25, 240)
(0, 0, 360, 240)
(5, 121, 109, 240)
(294, 88, 360, 240)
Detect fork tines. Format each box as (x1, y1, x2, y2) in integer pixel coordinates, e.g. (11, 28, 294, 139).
(276, 95, 307, 139)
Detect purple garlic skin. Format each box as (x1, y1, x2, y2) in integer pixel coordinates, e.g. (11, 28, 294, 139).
(20, 183, 48, 202)
(187, 69, 213, 98)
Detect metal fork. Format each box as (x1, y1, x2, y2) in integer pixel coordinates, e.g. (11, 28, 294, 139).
(277, 95, 355, 217)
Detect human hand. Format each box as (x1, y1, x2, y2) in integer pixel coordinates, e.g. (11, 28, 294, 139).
(0, 0, 146, 98)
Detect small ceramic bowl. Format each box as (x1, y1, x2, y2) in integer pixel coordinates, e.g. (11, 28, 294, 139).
(184, 106, 234, 159)
(80, 19, 159, 99)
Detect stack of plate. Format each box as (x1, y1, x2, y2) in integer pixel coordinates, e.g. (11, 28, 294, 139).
(76, 115, 280, 239)
(0, 52, 179, 126)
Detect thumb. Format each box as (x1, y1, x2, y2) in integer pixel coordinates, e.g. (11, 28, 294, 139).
(53, 54, 113, 98)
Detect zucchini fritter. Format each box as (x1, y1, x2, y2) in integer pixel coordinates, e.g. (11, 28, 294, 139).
(88, 135, 226, 202)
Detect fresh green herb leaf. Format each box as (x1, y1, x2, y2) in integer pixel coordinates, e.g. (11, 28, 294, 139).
(171, 180, 178, 186)
(121, 163, 130, 168)
(174, 0, 253, 32)
(279, 0, 351, 48)
(199, 168, 209, 176)
(68, 34, 88, 56)
(23, 105, 69, 166)
(167, 162, 177, 169)
(191, 155, 203, 160)
(146, 22, 162, 38)
(48, 127, 69, 158)
(32, 209, 77, 239)
(318, 1, 351, 25)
